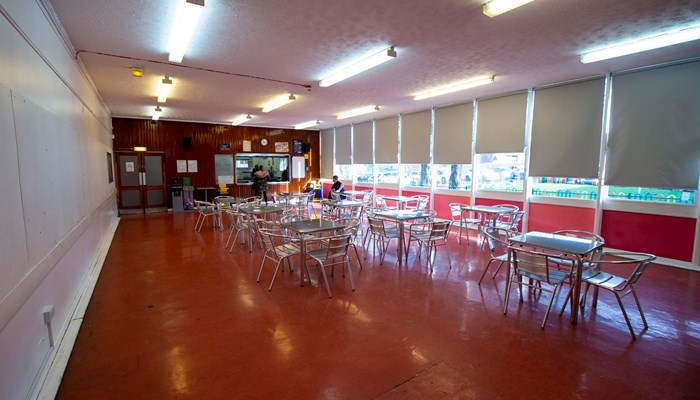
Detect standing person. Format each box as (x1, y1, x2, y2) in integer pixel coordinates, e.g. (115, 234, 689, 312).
(254, 165, 270, 204)
(328, 175, 345, 200)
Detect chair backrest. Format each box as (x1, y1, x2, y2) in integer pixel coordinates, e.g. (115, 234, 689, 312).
(483, 227, 513, 257)
(427, 220, 450, 240)
(590, 252, 656, 288)
(415, 196, 429, 212)
(317, 234, 352, 260)
(375, 196, 388, 209)
(510, 246, 563, 284)
(553, 230, 605, 260)
(195, 200, 217, 214)
(494, 203, 520, 211)
(448, 203, 463, 220)
(368, 216, 388, 235)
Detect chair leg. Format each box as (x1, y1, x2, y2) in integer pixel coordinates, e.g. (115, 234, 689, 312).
(268, 259, 283, 291)
(614, 292, 637, 340)
(503, 272, 514, 315)
(478, 259, 497, 285)
(345, 258, 355, 291)
(352, 245, 363, 269)
(444, 241, 452, 269)
(317, 262, 332, 298)
(541, 285, 560, 329)
(630, 287, 648, 329)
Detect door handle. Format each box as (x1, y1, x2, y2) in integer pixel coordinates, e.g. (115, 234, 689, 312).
(139, 172, 147, 186)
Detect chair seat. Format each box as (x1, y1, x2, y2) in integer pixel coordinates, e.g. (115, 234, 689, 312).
(517, 267, 570, 284)
(275, 243, 301, 257)
(584, 271, 626, 289)
(307, 248, 346, 260)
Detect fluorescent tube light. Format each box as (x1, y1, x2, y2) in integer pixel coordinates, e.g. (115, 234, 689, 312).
(580, 24, 700, 64)
(319, 47, 397, 87)
(168, 0, 205, 63)
(152, 106, 162, 121)
(157, 76, 173, 103)
(336, 105, 380, 120)
(232, 114, 253, 126)
(483, 0, 534, 18)
(262, 94, 296, 113)
(414, 76, 495, 100)
(133, 147, 147, 152)
(295, 120, 320, 129)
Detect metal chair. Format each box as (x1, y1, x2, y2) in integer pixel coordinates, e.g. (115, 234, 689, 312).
(365, 215, 400, 265)
(194, 200, 221, 232)
(448, 203, 480, 245)
(405, 220, 452, 270)
(478, 227, 517, 285)
(495, 211, 524, 232)
(256, 227, 301, 291)
(305, 233, 356, 297)
(225, 209, 252, 251)
(504, 246, 574, 329)
(560, 252, 656, 339)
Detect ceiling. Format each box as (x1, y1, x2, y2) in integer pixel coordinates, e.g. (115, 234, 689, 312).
(48, 0, 700, 130)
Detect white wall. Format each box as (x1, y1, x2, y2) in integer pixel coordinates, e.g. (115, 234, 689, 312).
(0, 1, 117, 398)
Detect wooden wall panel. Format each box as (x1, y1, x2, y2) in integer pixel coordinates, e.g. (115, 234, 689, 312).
(112, 118, 320, 202)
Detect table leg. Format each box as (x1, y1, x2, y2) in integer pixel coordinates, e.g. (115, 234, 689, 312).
(570, 256, 583, 324)
(397, 221, 404, 266)
(300, 236, 307, 287)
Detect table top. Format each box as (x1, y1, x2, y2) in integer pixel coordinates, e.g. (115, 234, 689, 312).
(343, 190, 368, 196)
(279, 192, 309, 197)
(282, 218, 346, 234)
(214, 197, 244, 204)
(461, 205, 515, 214)
(509, 231, 603, 256)
(381, 195, 415, 202)
(238, 205, 284, 214)
(374, 210, 434, 221)
(322, 199, 363, 207)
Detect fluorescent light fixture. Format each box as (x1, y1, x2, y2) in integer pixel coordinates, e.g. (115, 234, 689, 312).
(152, 106, 162, 121)
(580, 24, 700, 64)
(133, 146, 147, 152)
(232, 114, 253, 126)
(295, 120, 320, 129)
(319, 47, 397, 87)
(168, 0, 205, 63)
(157, 76, 173, 103)
(414, 76, 495, 100)
(336, 105, 380, 120)
(483, 0, 534, 18)
(262, 94, 296, 113)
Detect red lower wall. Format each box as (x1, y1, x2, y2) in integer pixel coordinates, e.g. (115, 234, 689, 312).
(528, 203, 595, 233)
(601, 210, 695, 261)
(433, 194, 470, 220)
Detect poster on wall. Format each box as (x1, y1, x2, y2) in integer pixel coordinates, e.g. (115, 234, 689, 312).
(218, 175, 234, 184)
(275, 141, 289, 153)
(187, 160, 198, 172)
(176, 160, 187, 173)
(242, 140, 251, 152)
(125, 162, 135, 172)
(293, 139, 303, 154)
(219, 143, 230, 152)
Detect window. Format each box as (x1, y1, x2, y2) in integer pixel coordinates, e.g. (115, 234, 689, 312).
(354, 164, 373, 184)
(376, 164, 399, 184)
(476, 153, 524, 192)
(334, 164, 353, 181)
(607, 186, 696, 205)
(402, 164, 431, 188)
(234, 154, 290, 184)
(434, 164, 472, 190)
(530, 177, 598, 199)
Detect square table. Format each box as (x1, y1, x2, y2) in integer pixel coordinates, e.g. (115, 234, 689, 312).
(238, 205, 285, 252)
(342, 190, 368, 200)
(282, 218, 347, 286)
(380, 195, 415, 210)
(508, 231, 604, 324)
(460, 205, 515, 243)
(373, 210, 435, 266)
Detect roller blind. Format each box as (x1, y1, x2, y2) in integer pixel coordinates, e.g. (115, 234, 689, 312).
(434, 103, 473, 164)
(400, 110, 431, 164)
(475, 92, 527, 153)
(353, 121, 373, 164)
(530, 78, 605, 178)
(320, 128, 334, 178)
(606, 61, 700, 189)
(335, 125, 352, 164)
(375, 116, 398, 163)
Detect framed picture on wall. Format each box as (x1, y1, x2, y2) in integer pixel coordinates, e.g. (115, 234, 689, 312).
(293, 139, 303, 154)
(106, 152, 113, 183)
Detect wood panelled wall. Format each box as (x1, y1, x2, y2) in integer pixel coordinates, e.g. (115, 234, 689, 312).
(112, 118, 320, 203)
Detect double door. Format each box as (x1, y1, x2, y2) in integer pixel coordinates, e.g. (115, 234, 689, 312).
(116, 152, 167, 214)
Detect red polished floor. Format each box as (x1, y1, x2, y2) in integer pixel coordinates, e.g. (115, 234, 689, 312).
(56, 212, 700, 399)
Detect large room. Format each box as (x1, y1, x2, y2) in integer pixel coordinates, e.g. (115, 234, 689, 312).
(1, 0, 699, 399)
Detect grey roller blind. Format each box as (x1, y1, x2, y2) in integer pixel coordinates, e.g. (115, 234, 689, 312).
(475, 92, 527, 153)
(434, 103, 473, 164)
(335, 125, 352, 164)
(530, 78, 605, 178)
(606, 61, 700, 189)
(353, 121, 373, 164)
(400, 110, 431, 164)
(375, 116, 398, 163)
(320, 128, 334, 178)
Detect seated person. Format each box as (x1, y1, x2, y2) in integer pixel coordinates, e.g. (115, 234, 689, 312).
(328, 175, 346, 200)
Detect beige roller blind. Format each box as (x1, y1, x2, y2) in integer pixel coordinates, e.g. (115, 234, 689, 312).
(530, 78, 605, 178)
(375, 116, 398, 163)
(475, 92, 527, 153)
(353, 121, 373, 164)
(606, 61, 700, 189)
(434, 102, 473, 164)
(320, 128, 334, 178)
(400, 110, 431, 164)
(335, 125, 352, 164)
